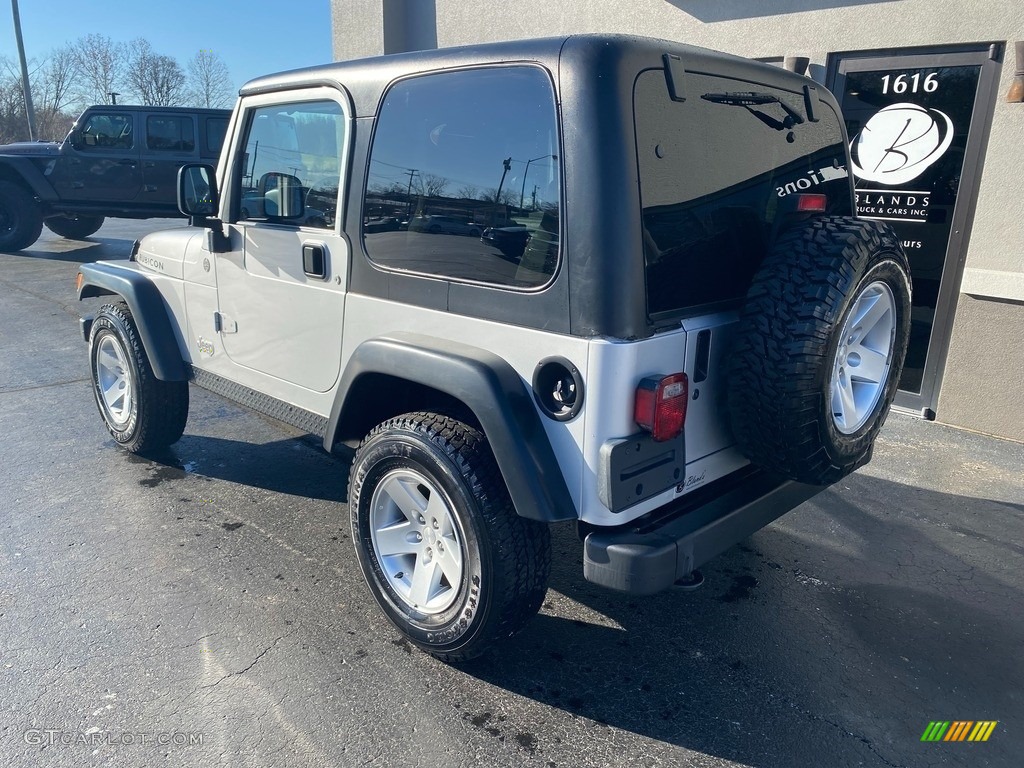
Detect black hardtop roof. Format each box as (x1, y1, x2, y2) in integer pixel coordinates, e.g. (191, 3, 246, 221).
(80, 104, 231, 115)
(239, 33, 818, 117)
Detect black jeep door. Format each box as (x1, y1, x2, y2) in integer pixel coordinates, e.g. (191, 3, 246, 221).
(140, 113, 199, 208)
(51, 110, 142, 202)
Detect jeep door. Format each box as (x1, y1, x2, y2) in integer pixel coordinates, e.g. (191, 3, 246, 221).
(212, 89, 349, 394)
(140, 112, 199, 208)
(51, 110, 142, 201)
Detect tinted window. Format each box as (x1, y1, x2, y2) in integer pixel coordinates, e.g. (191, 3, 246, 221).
(204, 117, 229, 155)
(236, 100, 343, 230)
(364, 66, 560, 289)
(79, 113, 133, 150)
(634, 70, 852, 317)
(146, 115, 195, 152)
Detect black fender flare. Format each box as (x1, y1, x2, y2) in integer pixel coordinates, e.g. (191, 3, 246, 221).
(326, 333, 577, 523)
(77, 261, 188, 382)
(0, 156, 58, 201)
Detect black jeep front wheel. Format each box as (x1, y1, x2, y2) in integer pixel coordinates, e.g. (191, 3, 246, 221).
(349, 412, 550, 662)
(89, 302, 189, 453)
(728, 216, 912, 485)
(0, 180, 43, 252)
(46, 214, 104, 240)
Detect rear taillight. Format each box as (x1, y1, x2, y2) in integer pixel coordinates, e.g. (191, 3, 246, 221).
(634, 372, 688, 442)
(795, 193, 827, 212)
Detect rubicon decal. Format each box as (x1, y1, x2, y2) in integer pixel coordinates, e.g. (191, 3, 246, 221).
(920, 721, 998, 742)
(850, 103, 954, 185)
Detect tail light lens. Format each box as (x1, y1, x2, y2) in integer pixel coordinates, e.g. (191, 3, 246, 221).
(796, 193, 827, 213)
(634, 372, 688, 441)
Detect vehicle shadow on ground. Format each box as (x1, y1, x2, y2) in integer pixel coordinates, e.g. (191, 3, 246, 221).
(11, 236, 136, 264)
(127, 433, 350, 503)
(459, 475, 1023, 768)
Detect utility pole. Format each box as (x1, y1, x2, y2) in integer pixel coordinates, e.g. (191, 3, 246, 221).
(11, 0, 37, 140)
(493, 157, 512, 224)
(404, 168, 419, 217)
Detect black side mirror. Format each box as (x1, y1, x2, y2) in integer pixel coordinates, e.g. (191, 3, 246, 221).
(258, 172, 305, 220)
(178, 163, 228, 252)
(178, 163, 219, 219)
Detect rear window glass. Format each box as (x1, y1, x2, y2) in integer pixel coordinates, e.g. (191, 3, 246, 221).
(634, 69, 852, 318)
(363, 66, 561, 289)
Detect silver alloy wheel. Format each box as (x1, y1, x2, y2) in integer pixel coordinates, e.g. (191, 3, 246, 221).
(95, 334, 133, 427)
(369, 468, 465, 615)
(830, 280, 896, 434)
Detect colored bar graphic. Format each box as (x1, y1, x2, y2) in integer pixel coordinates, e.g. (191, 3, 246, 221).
(922, 721, 997, 742)
(921, 721, 950, 741)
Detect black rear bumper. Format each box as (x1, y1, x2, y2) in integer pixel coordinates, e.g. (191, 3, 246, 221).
(583, 468, 823, 594)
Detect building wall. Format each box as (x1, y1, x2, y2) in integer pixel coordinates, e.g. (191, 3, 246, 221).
(331, 0, 1024, 441)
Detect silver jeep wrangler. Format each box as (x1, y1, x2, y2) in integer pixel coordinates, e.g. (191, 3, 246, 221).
(77, 35, 911, 661)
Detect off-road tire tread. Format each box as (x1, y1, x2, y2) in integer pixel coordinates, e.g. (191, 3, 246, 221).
(45, 214, 104, 240)
(0, 180, 43, 251)
(727, 216, 910, 485)
(350, 411, 551, 662)
(93, 302, 189, 453)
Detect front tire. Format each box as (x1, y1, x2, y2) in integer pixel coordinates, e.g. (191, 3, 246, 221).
(45, 214, 104, 240)
(0, 180, 43, 252)
(89, 302, 189, 453)
(349, 412, 551, 662)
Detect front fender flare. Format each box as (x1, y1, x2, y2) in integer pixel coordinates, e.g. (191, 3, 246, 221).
(327, 333, 577, 523)
(77, 261, 187, 382)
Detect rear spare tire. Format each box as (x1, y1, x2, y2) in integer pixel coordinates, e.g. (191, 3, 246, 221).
(727, 216, 911, 485)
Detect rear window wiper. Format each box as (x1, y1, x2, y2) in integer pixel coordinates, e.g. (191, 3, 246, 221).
(701, 91, 805, 131)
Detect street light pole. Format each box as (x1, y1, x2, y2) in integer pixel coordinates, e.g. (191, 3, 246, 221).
(519, 154, 556, 211)
(11, 0, 37, 140)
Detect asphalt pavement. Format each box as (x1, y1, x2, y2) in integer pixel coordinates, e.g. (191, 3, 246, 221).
(1, 219, 1022, 768)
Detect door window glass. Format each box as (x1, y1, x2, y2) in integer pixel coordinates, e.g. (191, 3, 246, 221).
(363, 66, 561, 289)
(146, 115, 195, 152)
(205, 117, 229, 155)
(79, 113, 133, 149)
(236, 100, 344, 230)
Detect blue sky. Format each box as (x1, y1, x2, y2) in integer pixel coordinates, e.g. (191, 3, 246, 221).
(2, 0, 333, 94)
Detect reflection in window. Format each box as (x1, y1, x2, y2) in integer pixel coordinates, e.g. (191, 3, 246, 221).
(236, 100, 343, 230)
(363, 66, 561, 289)
(80, 113, 133, 150)
(146, 116, 195, 152)
(635, 70, 851, 317)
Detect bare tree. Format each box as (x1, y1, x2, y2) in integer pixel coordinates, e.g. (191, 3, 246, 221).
(73, 34, 125, 105)
(421, 173, 449, 198)
(457, 184, 479, 200)
(40, 45, 79, 114)
(126, 39, 186, 106)
(186, 49, 233, 108)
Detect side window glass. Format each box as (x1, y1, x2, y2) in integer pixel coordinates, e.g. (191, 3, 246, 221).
(205, 117, 229, 155)
(146, 116, 195, 152)
(79, 113, 134, 150)
(363, 66, 561, 289)
(236, 100, 343, 230)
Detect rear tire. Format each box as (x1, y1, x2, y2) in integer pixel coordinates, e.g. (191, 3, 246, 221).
(45, 214, 104, 240)
(727, 216, 911, 485)
(349, 412, 551, 662)
(0, 181, 43, 252)
(89, 302, 189, 453)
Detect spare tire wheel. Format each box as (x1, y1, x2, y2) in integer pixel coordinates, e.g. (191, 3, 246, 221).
(727, 215, 912, 485)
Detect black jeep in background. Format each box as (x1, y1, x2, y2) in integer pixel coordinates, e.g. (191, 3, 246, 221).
(0, 104, 230, 250)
